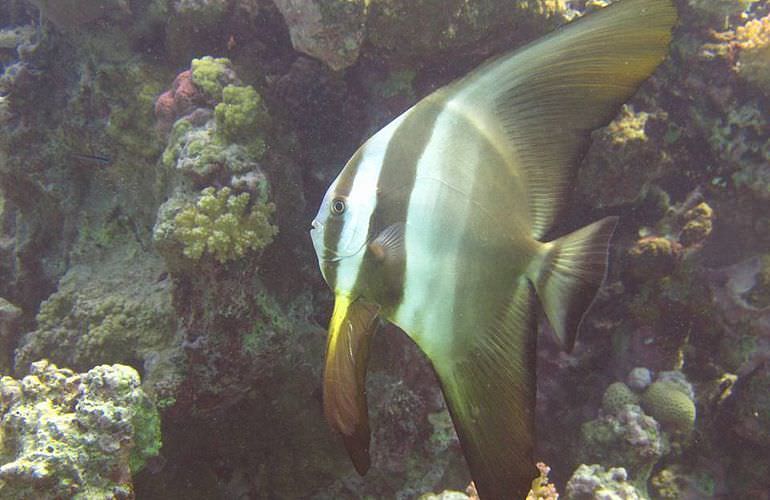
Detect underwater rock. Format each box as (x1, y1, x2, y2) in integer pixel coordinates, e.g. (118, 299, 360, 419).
(0, 360, 161, 498)
(365, 0, 569, 63)
(564, 464, 643, 500)
(626, 367, 652, 392)
(578, 404, 669, 490)
(0, 298, 21, 372)
(26, 0, 130, 30)
(272, 0, 367, 71)
(578, 105, 674, 208)
(14, 246, 181, 401)
(707, 255, 770, 372)
(686, 0, 759, 23)
(165, 0, 231, 63)
(727, 361, 770, 448)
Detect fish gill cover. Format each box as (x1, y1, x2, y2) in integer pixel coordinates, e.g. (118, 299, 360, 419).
(0, 0, 768, 498)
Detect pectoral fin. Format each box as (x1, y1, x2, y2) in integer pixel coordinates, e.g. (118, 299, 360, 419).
(323, 295, 380, 474)
(369, 223, 405, 265)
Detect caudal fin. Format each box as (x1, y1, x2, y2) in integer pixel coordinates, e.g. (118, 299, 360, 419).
(532, 217, 618, 351)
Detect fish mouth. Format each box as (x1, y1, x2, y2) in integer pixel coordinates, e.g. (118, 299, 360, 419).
(310, 220, 341, 262)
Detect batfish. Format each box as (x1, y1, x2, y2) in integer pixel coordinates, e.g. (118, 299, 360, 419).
(310, 0, 677, 497)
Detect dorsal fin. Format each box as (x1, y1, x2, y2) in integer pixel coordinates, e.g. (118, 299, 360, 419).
(448, 0, 677, 238)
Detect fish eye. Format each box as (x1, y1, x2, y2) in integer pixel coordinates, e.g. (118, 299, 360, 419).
(331, 198, 346, 215)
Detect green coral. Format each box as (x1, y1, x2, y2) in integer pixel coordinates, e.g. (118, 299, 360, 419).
(641, 381, 696, 434)
(215, 85, 270, 149)
(173, 187, 277, 263)
(602, 382, 640, 415)
(191, 56, 234, 100)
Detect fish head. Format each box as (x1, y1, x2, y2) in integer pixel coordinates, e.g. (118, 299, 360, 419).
(310, 149, 381, 290)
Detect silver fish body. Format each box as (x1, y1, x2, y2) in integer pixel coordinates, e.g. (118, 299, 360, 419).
(311, 1, 677, 497)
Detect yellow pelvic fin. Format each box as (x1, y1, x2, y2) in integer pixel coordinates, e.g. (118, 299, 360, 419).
(323, 295, 380, 475)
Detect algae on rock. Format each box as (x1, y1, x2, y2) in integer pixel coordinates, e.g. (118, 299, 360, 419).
(0, 360, 161, 498)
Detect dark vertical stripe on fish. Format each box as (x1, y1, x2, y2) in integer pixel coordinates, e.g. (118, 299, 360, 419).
(358, 95, 446, 309)
(322, 148, 366, 287)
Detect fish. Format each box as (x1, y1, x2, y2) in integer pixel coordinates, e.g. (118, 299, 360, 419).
(71, 152, 112, 166)
(309, 0, 677, 497)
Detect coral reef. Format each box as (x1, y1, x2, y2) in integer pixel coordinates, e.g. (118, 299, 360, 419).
(172, 186, 277, 263)
(564, 464, 643, 500)
(1, 0, 770, 497)
(640, 380, 696, 435)
(272, 0, 368, 71)
(732, 14, 770, 93)
(0, 360, 160, 498)
(601, 381, 640, 416)
(190, 56, 238, 103)
(577, 401, 669, 492)
(578, 105, 674, 208)
(13, 239, 182, 404)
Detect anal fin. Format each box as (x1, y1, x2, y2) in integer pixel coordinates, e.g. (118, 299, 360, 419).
(532, 216, 618, 352)
(432, 277, 538, 500)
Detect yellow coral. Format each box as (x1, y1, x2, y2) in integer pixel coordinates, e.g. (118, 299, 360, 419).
(527, 462, 559, 500)
(174, 187, 277, 263)
(734, 15, 770, 93)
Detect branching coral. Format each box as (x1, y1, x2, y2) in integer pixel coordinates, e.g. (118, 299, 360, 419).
(173, 187, 277, 263)
(215, 84, 270, 148)
(190, 56, 237, 101)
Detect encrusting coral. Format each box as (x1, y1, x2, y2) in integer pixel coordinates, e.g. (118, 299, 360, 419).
(173, 186, 277, 263)
(0, 360, 161, 498)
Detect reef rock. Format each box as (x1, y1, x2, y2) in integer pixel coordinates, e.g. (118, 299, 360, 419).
(273, 0, 368, 71)
(565, 464, 643, 500)
(0, 360, 161, 499)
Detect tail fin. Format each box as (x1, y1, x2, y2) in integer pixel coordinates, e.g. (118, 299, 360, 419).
(531, 217, 618, 351)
